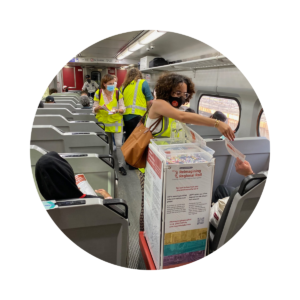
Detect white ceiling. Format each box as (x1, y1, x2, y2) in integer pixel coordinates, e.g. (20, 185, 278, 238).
(128, 32, 217, 61)
(79, 31, 143, 58)
(68, 31, 219, 67)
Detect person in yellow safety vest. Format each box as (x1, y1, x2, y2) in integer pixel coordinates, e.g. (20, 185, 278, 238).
(93, 74, 127, 176)
(138, 73, 236, 231)
(120, 68, 154, 170)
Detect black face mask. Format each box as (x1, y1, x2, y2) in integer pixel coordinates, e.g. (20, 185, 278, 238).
(87, 79, 91, 83)
(168, 96, 183, 108)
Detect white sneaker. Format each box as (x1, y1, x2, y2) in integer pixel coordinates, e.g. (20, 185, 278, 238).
(113, 145, 116, 151)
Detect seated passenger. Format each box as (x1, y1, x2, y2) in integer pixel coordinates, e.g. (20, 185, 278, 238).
(38, 101, 44, 108)
(210, 158, 257, 228)
(79, 95, 92, 109)
(49, 88, 57, 95)
(45, 96, 56, 103)
(63, 85, 69, 92)
(210, 111, 227, 123)
(35, 151, 112, 200)
(80, 90, 88, 96)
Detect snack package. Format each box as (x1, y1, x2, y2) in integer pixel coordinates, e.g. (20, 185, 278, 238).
(166, 153, 209, 165)
(209, 197, 230, 228)
(225, 139, 246, 161)
(75, 174, 97, 196)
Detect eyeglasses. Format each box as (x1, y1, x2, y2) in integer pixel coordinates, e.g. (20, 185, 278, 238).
(173, 91, 190, 99)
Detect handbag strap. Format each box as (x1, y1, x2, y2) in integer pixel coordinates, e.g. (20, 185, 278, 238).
(148, 116, 163, 133)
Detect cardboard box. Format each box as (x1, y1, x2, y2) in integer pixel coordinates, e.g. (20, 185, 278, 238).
(140, 56, 158, 70)
(144, 139, 215, 269)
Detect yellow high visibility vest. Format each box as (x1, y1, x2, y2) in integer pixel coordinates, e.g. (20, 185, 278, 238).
(138, 115, 175, 173)
(122, 79, 147, 117)
(94, 89, 123, 133)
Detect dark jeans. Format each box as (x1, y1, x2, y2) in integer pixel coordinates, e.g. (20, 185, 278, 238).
(88, 92, 95, 98)
(212, 184, 235, 204)
(124, 115, 142, 141)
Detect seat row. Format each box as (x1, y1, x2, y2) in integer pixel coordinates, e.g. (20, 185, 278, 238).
(31, 99, 129, 267)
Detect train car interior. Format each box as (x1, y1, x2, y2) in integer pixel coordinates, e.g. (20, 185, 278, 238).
(31, 30, 269, 270)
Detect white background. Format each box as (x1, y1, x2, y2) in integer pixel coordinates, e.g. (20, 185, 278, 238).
(1, 0, 299, 299)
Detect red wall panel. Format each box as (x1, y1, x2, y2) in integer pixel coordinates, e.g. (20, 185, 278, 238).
(62, 66, 84, 90)
(117, 69, 127, 88)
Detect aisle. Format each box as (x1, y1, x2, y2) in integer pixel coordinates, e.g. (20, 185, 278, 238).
(113, 152, 146, 270)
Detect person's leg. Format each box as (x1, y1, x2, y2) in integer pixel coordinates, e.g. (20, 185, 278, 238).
(124, 115, 142, 141)
(106, 132, 113, 155)
(112, 134, 116, 151)
(114, 127, 126, 173)
(139, 172, 145, 231)
(212, 184, 235, 204)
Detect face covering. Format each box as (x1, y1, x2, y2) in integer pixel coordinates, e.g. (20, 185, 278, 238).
(87, 79, 91, 83)
(107, 85, 114, 92)
(168, 96, 183, 108)
(35, 151, 83, 200)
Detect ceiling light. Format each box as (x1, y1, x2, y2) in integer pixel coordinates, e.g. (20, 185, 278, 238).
(117, 48, 132, 60)
(117, 30, 167, 60)
(128, 41, 144, 52)
(139, 30, 167, 45)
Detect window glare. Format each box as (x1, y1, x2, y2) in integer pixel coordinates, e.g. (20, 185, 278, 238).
(198, 95, 240, 130)
(259, 111, 269, 140)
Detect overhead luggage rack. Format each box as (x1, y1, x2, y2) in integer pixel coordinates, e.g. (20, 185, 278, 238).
(140, 55, 233, 73)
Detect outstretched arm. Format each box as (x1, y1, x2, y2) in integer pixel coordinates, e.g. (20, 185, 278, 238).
(151, 100, 235, 141)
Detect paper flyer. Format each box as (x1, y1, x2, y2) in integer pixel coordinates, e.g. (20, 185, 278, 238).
(144, 146, 164, 269)
(225, 139, 246, 161)
(75, 174, 97, 196)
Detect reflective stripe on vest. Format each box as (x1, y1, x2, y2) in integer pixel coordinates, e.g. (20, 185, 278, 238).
(102, 120, 122, 133)
(95, 90, 123, 133)
(123, 79, 147, 116)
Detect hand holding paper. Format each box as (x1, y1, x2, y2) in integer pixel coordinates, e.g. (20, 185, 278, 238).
(235, 158, 254, 176)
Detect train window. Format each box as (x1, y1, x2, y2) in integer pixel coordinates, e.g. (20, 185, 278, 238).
(198, 95, 241, 131)
(257, 109, 269, 140)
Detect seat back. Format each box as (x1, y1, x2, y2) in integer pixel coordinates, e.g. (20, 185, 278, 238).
(205, 137, 270, 193)
(44, 99, 77, 105)
(46, 99, 83, 108)
(210, 173, 267, 252)
(52, 92, 80, 100)
(43, 103, 93, 114)
(30, 145, 117, 198)
(44, 197, 128, 267)
(36, 108, 97, 121)
(33, 115, 105, 134)
(30, 125, 109, 155)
